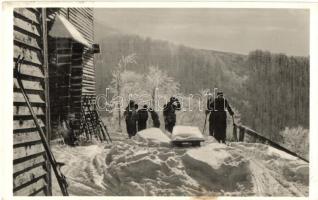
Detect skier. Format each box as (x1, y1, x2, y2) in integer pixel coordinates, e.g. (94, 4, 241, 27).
(124, 100, 138, 138)
(206, 90, 234, 143)
(148, 107, 160, 128)
(137, 105, 149, 131)
(163, 97, 181, 133)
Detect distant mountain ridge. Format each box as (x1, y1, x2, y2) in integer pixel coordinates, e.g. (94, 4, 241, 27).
(94, 23, 247, 101)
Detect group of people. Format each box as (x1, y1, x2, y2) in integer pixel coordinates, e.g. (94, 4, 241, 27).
(124, 90, 234, 143)
(124, 100, 160, 138)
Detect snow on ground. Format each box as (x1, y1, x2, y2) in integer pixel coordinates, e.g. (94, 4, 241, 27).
(52, 129, 308, 196)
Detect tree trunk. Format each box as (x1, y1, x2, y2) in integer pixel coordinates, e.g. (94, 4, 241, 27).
(117, 74, 122, 131)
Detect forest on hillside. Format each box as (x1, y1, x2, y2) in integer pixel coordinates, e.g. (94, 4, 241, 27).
(94, 32, 309, 157)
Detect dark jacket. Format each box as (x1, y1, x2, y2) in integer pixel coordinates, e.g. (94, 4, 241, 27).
(207, 96, 234, 142)
(150, 110, 160, 128)
(207, 97, 234, 116)
(137, 108, 149, 123)
(124, 105, 138, 136)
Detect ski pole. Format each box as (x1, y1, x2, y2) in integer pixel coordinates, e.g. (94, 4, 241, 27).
(232, 115, 235, 125)
(15, 56, 69, 196)
(202, 112, 208, 135)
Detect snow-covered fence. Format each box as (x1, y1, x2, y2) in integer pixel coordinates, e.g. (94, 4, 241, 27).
(232, 123, 309, 163)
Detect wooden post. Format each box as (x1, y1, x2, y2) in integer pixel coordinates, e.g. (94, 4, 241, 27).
(42, 8, 52, 196)
(239, 126, 245, 142)
(232, 124, 238, 142)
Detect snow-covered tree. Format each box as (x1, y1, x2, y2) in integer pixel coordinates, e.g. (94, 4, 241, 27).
(144, 66, 180, 109)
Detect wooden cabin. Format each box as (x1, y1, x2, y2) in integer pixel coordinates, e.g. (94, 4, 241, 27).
(13, 8, 100, 196)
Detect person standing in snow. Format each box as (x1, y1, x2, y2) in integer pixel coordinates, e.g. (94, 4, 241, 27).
(206, 94, 215, 136)
(137, 105, 149, 131)
(148, 107, 160, 128)
(124, 100, 138, 138)
(163, 97, 181, 133)
(206, 90, 234, 143)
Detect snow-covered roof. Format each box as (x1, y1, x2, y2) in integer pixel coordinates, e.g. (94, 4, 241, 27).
(49, 14, 93, 49)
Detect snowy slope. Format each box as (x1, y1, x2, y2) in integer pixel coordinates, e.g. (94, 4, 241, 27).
(52, 129, 308, 196)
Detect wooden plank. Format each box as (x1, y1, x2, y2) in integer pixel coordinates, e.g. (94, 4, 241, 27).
(72, 8, 93, 18)
(83, 69, 95, 76)
(82, 91, 95, 95)
(69, 12, 93, 32)
(57, 55, 72, 63)
(13, 143, 45, 161)
(82, 82, 95, 88)
(13, 154, 46, 174)
(14, 118, 45, 132)
(14, 45, 42, 65)
(14, 79, 43, 91)
(68, 19, 93, 41)
(14, 30, 41, 50)
(14, 92, 45, 104)
(69, 10, 93, 26)
(12, 62, 44, 78)
(14, 165, 47, 189)
(14, 17, 41, 37)
(14, 131, 41, 145)
(82, 75, 95, 82)
(57, 48, 72, 54)
(32, 187, 47, 196)
(82, 85, 95, 91)
(71, 65, 83, 70)
(42, 9, 52, 194)
(14, 176, 46, 196)
(14, 8, 40, 24)
(82, 85, 96, 91)
(82, 85, 95, 90)
(14, 105, 44, 116)
(27, 8, 41, 15)
(83, 59, 94, 66)
(83, 65, 94, 71)
(73, 8, 93, 19)
(59, 8, 68, 17)
(69, 11, 93, 29)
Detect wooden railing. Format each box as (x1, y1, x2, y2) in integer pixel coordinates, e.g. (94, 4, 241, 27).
(232, 123, 309, 163)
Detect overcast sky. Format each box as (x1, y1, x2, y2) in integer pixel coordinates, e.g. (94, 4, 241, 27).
(94, 9, 309, 56)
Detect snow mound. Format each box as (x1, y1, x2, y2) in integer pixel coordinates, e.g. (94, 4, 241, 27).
(230, 142, 309, 195)
(172, 125, 204, 141)
(104, 140, 204, 196)
(136, 128, 171, 147)
(182, 143, 252, 192)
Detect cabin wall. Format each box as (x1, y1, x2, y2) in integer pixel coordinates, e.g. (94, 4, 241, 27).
(51, 8, 96, 136)
(49, 38, 84, 137)
(13, 8, 50, 196)
(59, 8, 96, 96)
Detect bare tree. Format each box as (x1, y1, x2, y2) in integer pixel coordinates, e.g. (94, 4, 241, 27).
(111, 54, 137, 131)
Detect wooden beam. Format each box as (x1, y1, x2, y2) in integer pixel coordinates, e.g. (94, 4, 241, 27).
(42, 8, 52, 196)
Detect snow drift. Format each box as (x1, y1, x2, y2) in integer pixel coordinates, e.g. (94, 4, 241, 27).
(182, 143, 252, 193)
(52, 129, 309, 196)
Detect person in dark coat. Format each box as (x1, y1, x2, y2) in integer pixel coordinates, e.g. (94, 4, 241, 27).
(124, 100, 138, 138)
(163, 97, 181, 133)
(137, 105, 149, 131)
(148, 108, 160, 128)
(206, 95, 215, 137)
(206, 91, 234, 143)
